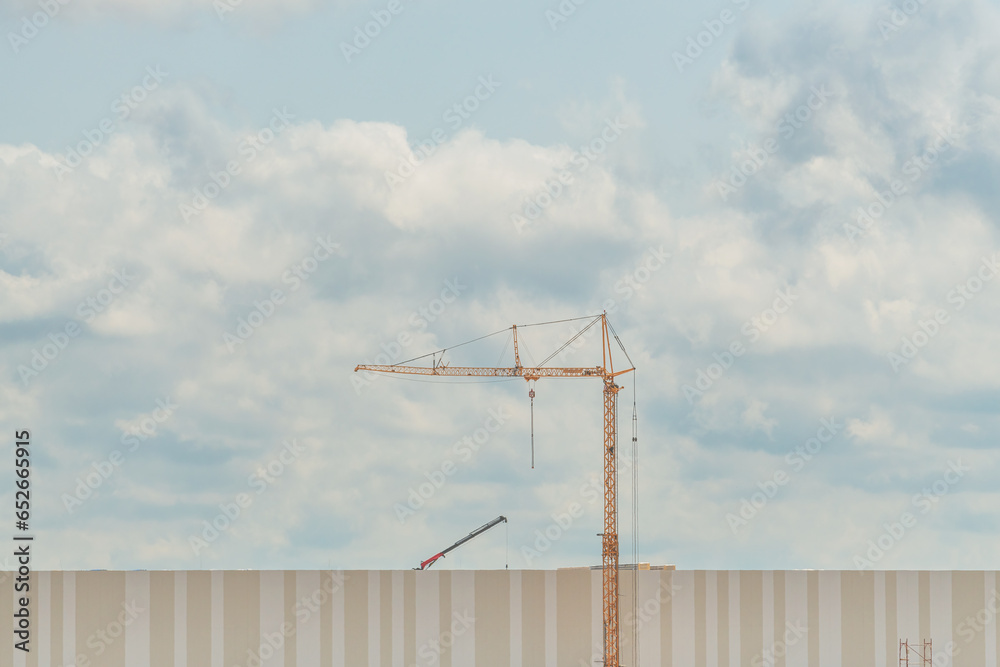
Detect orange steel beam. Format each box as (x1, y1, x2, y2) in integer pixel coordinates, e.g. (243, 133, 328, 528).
(355, 313, 632, 667)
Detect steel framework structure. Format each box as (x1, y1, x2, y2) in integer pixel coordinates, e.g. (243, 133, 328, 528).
(356, 313, 633, 667)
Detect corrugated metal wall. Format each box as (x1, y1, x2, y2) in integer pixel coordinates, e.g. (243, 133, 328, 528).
(3, 569, 999, 666)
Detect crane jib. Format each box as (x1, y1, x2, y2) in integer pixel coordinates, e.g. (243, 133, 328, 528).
(357, 313, 635, 667)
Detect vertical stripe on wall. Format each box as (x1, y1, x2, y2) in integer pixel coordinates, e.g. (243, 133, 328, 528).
(369, 570, 381, 667)
(953, 571, 984, 667)
(807, 570, 819, 667)
(1, 569, 12, 665)
(993, 571, 1000, 667)
(126, 570, 152, 667)
(332, 571, 347, 667)
(283, 571, 297, 667)
(392, 571, 404, 667)
(728, 570, 740, 667)
(402, 571, 415, 667)
(321, 572, 335, 667)
(986, 571, 997, 667)
(774, 570, 786, 667)
(897, 571, 919, 644)
(740, 571, 763, 667)
(590, 569, 602, 664)
(51, 572, 63, 667)
(705, 571, 717, 667)
(840, 570, 873, 667)
(63, 571, 75, 667)
(929, 571, 952, 667)
(439, 571, 452, 667)
(259, 570, 284, 667)
(175, 572, 187, 667)
(874, 571, 886, 667)
(620, 569, 634, 666)
(77, 570, 126, 667)
(784, 571, 808, 667)
(919, 571, 931, 642)
(818, 571, 842, 667)
(661, 569, 674, 667)
(345, 571, 368, 667)
(716, 570, 727, 667)
(225, 571, 261, 667)
(150, 571, 174, 667)
(415, 572, 438, 667)
(762, 571, 774, 667)
(297, 571, 322, 667)
(26, 572, 35, 667)
(14, 577, 24, 667)
(673, 570, 694, 667)
(694, 571, 706, 667)
(37, 571, 49, 667)
(5, 568, 18, 667)
(381, 571, 393, 667)
(544, 571, 556, 667)
(556, 569, 588, 666)
(451, 570, 475, 666)
(510, 571, 522, 667)
(638, 569, 661, 667)
(211, 571, 223, 667)
(885, 571, 897, 667)
(475, 570, 510, 666)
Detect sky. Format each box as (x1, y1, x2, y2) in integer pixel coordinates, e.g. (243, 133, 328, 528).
(1, 0, 999, 573)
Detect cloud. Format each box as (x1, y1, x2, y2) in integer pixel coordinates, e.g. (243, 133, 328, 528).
(5, 0, 1000, 571)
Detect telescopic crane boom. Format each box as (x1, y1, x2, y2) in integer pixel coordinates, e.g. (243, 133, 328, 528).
(356, 313, 634, 667)
(417, 515, 508, 570)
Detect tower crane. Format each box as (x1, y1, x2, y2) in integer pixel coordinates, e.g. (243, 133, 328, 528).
(355, 313, 635, 667)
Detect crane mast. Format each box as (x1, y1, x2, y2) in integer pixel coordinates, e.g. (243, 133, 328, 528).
(355, 313, 633, 667)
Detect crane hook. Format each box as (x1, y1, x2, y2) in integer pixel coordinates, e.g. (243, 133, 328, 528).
(528, 383, 536, 469)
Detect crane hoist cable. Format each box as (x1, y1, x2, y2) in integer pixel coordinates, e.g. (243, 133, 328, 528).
(529, 380, 536, 469)
(631, 370, 639, 667)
